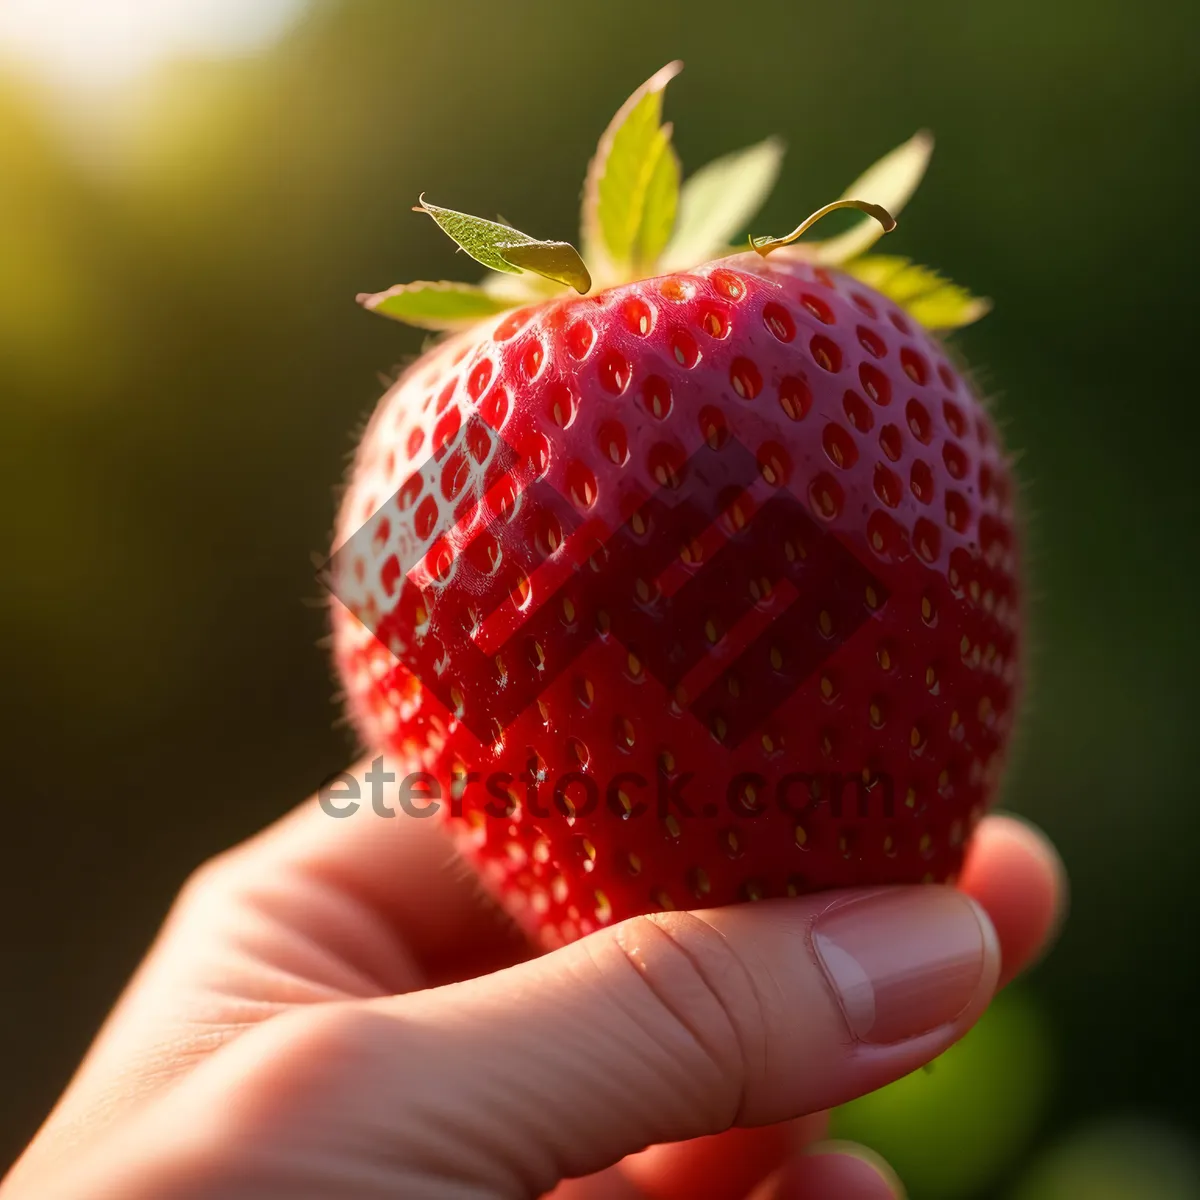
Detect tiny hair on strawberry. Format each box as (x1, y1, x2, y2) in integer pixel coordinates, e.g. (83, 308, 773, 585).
(330, 61, 1018, 948)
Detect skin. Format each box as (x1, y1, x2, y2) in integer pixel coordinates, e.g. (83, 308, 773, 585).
(1, 758, 1064, 1199)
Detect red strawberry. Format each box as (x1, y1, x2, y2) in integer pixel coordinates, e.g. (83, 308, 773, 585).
(330, 64, 1019, 949)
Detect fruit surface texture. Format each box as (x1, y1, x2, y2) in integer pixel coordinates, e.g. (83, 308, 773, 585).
(330, 65, 1020, 947)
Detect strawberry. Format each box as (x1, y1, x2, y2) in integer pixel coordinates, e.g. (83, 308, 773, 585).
(329, 63, 1020, 948)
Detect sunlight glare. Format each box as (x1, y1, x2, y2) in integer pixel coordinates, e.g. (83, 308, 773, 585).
(0, 0, 309, 91)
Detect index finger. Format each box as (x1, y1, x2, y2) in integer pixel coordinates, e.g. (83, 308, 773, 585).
(221, 754, 530, 981)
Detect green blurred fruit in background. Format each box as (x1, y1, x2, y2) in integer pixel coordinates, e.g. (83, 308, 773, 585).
(832, 987, 1053, 1198)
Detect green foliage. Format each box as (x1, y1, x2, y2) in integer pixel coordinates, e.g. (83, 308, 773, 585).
(582, 60, 682, 280)
(809, 130, 934, 264)
(356, 280, 515, 330)
(660, 136, 784, 269)
(845, 255, 991, 329)
(365, 75, 977, 337)
(416, 198, 590, 293)
(633, 134, 680, 269)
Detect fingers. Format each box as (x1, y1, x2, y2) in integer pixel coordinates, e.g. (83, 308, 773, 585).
(750, 1142, 904, 1199)
(548, 1121, 866, 1200)
(957, 813, 1066, 986)
(622, 1119, 823, 1200)
(167, 885, 997, 1196)
(216, 754, 530, 981)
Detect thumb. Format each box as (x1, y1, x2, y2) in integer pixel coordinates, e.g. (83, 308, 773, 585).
(383, 886, 997, 1192)
(336, 887, 995, 1193)
(86, 886, 996, 1198)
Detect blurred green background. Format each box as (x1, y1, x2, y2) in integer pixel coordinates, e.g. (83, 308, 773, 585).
(2, 0, 1198, 1194)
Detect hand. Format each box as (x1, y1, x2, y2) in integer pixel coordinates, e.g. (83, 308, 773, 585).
(3, 756, 1064, 1199)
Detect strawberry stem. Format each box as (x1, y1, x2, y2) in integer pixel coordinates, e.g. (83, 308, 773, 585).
(750, 199, 896, 258)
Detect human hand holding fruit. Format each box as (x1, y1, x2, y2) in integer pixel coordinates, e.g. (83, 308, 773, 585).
(2, 759, 1062, 1199)
(3, 67, 1065, 1200)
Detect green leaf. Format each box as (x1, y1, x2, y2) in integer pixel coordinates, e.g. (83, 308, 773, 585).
(845, 255, 922, 295)
(357, 280, 515, 331)
(660, 137, 784, 270)
(905, 282, 992, 330)
(846, 255, 991, 330)
(634, 131, 681, 268)
(479, 270, 568, 305)
(582, 61, 683, 278)
(810, 131, 934, 265)
(416, 197, 591, 293)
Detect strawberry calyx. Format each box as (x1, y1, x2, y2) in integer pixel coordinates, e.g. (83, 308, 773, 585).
(358, 64, 989, 334)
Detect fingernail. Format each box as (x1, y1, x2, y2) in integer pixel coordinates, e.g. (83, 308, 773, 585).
(813, 889, 996, 1044)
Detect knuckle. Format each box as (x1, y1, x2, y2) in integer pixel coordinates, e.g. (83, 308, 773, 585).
(611, 912, 766, 1119)
(174, 840, 270, 914)
(273, 1002, 383, 1070)
(174, 850, 241, 909)
(229, 1003, 391, 1118)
